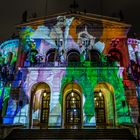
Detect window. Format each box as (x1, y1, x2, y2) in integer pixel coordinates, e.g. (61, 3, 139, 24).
(46, 49, 56, 62)
(89, 49, 101, 63)
(67, 49, 80, 63)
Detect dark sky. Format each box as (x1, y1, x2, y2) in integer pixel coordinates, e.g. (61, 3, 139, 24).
(0, 0, 140, 41)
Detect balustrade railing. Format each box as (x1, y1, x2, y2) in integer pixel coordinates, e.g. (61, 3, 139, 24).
(23, 61, 117, 68)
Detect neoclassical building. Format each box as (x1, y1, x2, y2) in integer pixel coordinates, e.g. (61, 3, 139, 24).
(0, 12, 140, 128)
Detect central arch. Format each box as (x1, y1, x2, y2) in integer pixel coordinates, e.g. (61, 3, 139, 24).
(63, 82, 82, 129)
(29, 82, 51, 128)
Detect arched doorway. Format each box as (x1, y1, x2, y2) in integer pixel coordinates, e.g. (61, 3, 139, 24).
(63, 82, 82, 129)
(29, 82, 50, 128)
(94, 82, 115, 127)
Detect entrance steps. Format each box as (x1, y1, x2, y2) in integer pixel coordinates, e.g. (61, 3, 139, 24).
(5, 128, 136, 140)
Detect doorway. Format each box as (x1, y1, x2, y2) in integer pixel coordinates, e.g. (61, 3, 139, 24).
(94, 82, 115, 127)
(94, 91, 106, 126)
(63, 82, 82, 129)
(29, 82, 50, 128)
(40, 92, 50, 124)
(65, 91, 81, 128)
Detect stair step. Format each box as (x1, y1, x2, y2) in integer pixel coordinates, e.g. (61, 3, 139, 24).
(5, 128, 136, 140)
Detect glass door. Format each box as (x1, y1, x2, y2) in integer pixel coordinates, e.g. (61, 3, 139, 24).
(65, 91, 81, 129)
(94, 92, 106, 127)
(40, 92, 50, 126)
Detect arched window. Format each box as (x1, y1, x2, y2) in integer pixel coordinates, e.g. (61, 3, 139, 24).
(67, 49, 80, 63)
(108, 49, 123, 66)
(46, 49, 56, 62)
(89, 49, 101, 63)
(28, 49, 38, 65)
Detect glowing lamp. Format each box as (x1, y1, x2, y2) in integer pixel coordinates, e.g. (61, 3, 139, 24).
(43, 92, 47, 97)
(99, 91, 102, 97)
(71, 92, 74, 97)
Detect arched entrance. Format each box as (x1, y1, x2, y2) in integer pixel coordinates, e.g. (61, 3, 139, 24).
(63, 82, 82, 129)
(29, 82, 50, 128)
(94, 82, 115, 127)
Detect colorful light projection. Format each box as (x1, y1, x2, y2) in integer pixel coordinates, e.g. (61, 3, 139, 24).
(0, 39, 19, 65)
(6, 66, 130, 126)
(127, 38, 140, 81)
(60, 66, 130, 125)
(0, 39, 19, 124)
(19, 16, 106, 67)
(0, 86, 11, 120)
(128, 38, 140, 64)
(0, 15, 132, 127)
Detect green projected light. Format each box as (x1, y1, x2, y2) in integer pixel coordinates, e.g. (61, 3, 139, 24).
(60, 64, 130, 124)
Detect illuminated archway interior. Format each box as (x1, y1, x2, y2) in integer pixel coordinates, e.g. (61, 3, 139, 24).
(63, 82, 82, 128)
(30, 82, 50, 127)
(94, 82, 115, 126)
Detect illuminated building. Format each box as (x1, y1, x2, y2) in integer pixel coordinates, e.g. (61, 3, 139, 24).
(0, 12, 139, 128)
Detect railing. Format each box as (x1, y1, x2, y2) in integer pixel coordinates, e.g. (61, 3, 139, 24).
(23, 62, 117, 68)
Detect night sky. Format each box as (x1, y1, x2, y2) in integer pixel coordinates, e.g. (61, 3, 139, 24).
(0, 0, 140, 41)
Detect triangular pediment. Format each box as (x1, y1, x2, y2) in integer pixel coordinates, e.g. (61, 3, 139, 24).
(17, 11, 131, 56)
(17, 12, 131, 29)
